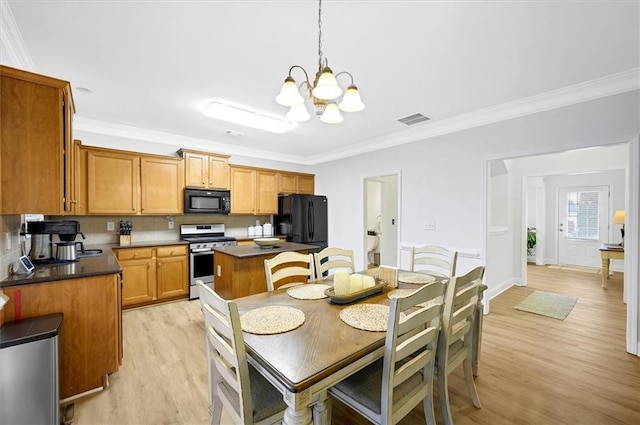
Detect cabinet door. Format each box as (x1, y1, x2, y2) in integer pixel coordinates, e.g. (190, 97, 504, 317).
(298, 174, 315, 194)
(277, 172, 298, 194)
(230, 166, 256, 214)
(140, 156, 183, 214)
(120, 258, 156, 306)
(87, 150, 139, 214)
(1, 74, 64, 214)
(256, 170, 278, 214)
(183, 151, 208, 188)
(208, 155, 229, 189)
(157, 255, 188, 299)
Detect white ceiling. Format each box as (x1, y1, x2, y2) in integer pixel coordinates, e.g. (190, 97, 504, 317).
(3, 0, 639, 164)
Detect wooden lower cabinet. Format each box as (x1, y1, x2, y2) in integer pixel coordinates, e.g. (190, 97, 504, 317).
(1, 274, 122, 400)
(116, 244, 188, 308)
(157, 246, 189, 299)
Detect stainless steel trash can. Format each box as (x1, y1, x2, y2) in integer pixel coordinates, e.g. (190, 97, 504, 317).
(0, 313, 63, 425)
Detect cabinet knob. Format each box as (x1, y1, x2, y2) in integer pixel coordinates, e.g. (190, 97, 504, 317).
(133, 253, 137, 257)
(132, 208, 135, 211)
(157, 262, 162, 267)
(71, 200, 78, 204)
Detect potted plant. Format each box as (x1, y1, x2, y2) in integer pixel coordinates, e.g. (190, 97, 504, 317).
(527, 227, 537, 256)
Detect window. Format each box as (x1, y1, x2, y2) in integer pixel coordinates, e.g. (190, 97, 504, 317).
(565, 190, 600, 240)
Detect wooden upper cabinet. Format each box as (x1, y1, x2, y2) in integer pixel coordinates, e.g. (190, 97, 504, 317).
(178, 149, 229, 189)
(256, 169, 278, 214)
(277, 172, 298, 194)
(277, 172, 315, 195)
(0, 65, 75, 215)
(140, 156, 184, 214)
(87, 149, 139, 214)
(297, 174, 315, 194)
(230, 166, 278, 215)
(230, 165, 256, 214)
(81, 145, 183, 215)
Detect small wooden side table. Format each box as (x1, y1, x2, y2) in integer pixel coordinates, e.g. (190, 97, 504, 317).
(599, 244, 624, 289)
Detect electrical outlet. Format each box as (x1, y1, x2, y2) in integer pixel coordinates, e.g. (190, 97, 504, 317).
(424, 221, 437, 231)
(168, 221, 174, 229)
(107, 221, 115, 231)
(4, 232, 11, 250)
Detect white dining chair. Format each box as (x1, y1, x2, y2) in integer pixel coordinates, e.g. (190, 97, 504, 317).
(436, 266, 485, 425)
(264, 251, 315, 291)
(198, 282, 286, 425)
(328, 281, 446, 425)
(410, 245, 458, 278)
(313, 247, 355, 280)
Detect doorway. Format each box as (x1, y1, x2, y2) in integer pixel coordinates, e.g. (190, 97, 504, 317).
(557, 185, 610, 268)
(363, 173, 400, 269)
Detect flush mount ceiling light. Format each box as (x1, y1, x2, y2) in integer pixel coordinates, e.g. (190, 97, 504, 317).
(202, 101, 295, 134)
(275, 0, 365, 124)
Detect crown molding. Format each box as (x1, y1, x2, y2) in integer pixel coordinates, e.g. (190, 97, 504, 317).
(74, 117, 304, 164)
(306, 68, 640, 164)
(0, 0, 34, 69)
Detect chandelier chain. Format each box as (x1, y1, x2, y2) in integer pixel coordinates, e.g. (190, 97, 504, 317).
(317, 0, 323, 69)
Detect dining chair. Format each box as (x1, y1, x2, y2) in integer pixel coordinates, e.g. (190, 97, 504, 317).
(313, 247, 355, 280)
(198, 282, 287, 425)
(410, 245, 458, 278)
(436, 266, 486, 425)
(264, 251, 316, 291)
(328, 281, 446, 425)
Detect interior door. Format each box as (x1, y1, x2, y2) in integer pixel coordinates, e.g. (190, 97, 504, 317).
(557, 186, 609, 268)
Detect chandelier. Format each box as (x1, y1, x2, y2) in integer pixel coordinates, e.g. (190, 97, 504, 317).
(275, 0, 365, 124)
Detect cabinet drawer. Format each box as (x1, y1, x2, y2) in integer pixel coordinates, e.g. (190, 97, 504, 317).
(157, 245, 188, 258)
(116, 248, 153, 260)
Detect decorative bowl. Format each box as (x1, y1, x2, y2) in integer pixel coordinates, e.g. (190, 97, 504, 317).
(254, 237, 280, 248)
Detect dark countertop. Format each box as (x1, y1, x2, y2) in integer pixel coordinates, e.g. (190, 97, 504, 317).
(1, 244, 122, 288)
(1, 240, 189, 288)
(111, 239, 188, 249)
(234, 235, 287, 242)
(213, 241, 320, 259)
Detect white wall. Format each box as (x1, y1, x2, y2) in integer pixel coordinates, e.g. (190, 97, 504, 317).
(314, 90, 638, 298)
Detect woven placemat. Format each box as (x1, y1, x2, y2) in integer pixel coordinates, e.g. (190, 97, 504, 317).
(339, 304, 404, 332)
(398, 272, 436, 285)
(388, 289, 439, 308)
(240, 306, 305, 335)
(286, 284, 331, 300)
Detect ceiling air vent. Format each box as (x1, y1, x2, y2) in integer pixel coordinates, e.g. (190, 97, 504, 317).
(397, 113, 431, 126)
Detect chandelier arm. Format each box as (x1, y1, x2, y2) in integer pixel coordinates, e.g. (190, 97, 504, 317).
(334, 71, 356, 85)
(288, 65, 313, 97)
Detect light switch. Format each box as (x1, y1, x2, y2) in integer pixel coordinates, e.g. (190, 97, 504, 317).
(107, 222, 115, 231)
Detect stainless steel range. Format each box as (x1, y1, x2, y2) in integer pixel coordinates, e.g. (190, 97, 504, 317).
(180, 223, 237, 300)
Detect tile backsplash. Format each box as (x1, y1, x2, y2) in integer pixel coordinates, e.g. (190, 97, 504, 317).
(45, 214, 273, 245)
(1, 215, 22, 281)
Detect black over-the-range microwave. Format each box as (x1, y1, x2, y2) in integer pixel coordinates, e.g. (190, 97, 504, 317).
(184, 188, 231, 214)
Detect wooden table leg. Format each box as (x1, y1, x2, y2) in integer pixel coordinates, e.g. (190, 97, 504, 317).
(601, 256, 610, 289)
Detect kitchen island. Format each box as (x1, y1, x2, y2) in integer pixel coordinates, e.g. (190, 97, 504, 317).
(213, 241, 319, 299)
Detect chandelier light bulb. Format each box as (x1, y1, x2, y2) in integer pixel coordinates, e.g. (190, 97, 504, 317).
(320, 103, 344, 124)
(286, 102, 311, 122)
(312, 67, 343, 100)
(338, 85, 365, 112)
(276, 77, 304, 106)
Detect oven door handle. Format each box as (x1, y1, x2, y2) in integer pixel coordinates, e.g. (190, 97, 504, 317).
(191, 248, 214, 253)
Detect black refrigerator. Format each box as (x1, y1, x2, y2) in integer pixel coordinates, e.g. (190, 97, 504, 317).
(275, 194, 328, 251)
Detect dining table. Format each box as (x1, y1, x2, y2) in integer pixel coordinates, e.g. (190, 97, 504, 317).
(233, 270, 486, 425)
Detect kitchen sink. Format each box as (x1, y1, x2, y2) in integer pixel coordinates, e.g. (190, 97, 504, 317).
(77, 249, 103, 258)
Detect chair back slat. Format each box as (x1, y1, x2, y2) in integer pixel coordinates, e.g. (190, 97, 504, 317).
(410, 245, 458, 278)
(264, 252, 315, 291)
(314, 247, 355, 279)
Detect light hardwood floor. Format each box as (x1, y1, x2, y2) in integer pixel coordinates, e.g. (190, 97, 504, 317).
(74, 265, 640, 424)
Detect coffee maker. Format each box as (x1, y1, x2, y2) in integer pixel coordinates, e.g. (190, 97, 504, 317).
(25, 220, 83, 263)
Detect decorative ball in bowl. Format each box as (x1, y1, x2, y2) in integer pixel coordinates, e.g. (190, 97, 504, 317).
(254, 237, 280, 248)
